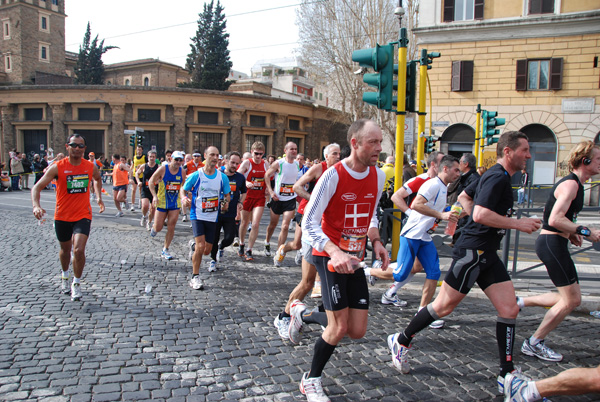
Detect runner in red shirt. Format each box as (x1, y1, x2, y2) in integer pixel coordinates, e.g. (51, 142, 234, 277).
(31, 134, 105, 301)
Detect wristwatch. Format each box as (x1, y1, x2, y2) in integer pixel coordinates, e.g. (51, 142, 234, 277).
(575, 225, 591, 237)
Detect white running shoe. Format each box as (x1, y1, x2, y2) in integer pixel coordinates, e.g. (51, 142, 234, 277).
(150, 227, 157, 237)
(146, 220, 152, 231)
(232, 237, 240, 248)
(208, 260, 217, 272)
(140, 215, 147, 227)
(299, 372, 330, 402)
(130, 204, 135, 212)
(429, 319, 445, 329)
(264, 242, 271, 257)
(365, 271, 377, 286)
(189, 276, 203, 290)
(294, 251, 302, 266)
(216, 249, 224, 263)
(61, 272, 70, 294)
(161, 248, 173, 260)
(188, 240, 195, 261)
(497, 367, 530, 395)
(388, 333, 410, 374)
(273, 315, 291, 339)
(115, 211, 124, 218)
(310, 281, 322, 298)
(182, 214, 188, 222)
(71, 282, 82, 301)
(521, 339, 563, 362)
(381, 292, 408, 307)
(273, 244, 286, 267)
(288, 299, 306, 344)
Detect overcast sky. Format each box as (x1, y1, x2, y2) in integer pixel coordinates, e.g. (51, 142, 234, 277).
(64, 0, 301, 75)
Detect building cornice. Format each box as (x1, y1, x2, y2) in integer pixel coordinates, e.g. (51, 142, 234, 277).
(414, 11, 600, 44)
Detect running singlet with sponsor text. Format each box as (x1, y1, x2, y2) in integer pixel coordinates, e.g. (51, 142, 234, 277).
(244, 159, 269, 199)
(54, 158, 94, 222)
(157, 166, 183, 210)
(274, 159, 300, 201)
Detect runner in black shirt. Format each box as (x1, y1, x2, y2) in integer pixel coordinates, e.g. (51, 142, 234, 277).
(517, 140, 600, 363)
(387, 131, 541, 396)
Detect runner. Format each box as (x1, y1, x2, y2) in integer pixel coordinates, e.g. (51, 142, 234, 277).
(273, 143, 340, 340)
(264, 142, 300, 259)
(182, 146, 230, 289)
(130, 145, 146, 211)
(182, 150, 205, 222)
(237, 141, 269, 261)
(112, 154, 131, 217)
(149, 150, 186, 260)
(136, 150, 159, 230)
(386, 131, 541, 396)
(208, 151, 246, 269)
(517, 140, 600, 362)
(31, 133, 105, 301)
(298, 119, 390, 402)
(88, 152, 103, 202)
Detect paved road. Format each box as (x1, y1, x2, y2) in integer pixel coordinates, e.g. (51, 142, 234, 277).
(0, 187, 599, 401)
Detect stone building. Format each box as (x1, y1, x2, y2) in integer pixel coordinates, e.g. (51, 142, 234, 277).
(414, 0, 600, 187)
(0, 0, 348, 163)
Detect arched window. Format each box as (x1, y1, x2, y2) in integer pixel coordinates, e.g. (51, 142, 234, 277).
(440, 123, 475, 158)
(520, 124, 556, 184)
(144, 77, 149, 86)
(125, 79, 131, 86)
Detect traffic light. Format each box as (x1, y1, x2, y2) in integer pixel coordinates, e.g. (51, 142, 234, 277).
(137, 135, 144, 147)
(482, 110, 506, 146)
(352, 43, 395, 111)
(425, 136, 438, 153)
(405, 60, 417, 113)
(424, 52, 441, 70)
(129, 134, 136, 147)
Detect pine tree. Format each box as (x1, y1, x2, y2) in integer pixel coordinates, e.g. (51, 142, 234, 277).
(75, 23, 117, 85)
(183, 1, 233, 90)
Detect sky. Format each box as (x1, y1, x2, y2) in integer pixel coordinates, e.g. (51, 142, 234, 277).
(64, 0, 301, 75)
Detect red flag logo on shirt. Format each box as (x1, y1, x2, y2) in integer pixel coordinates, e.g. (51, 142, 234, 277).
(345, 203, 371, 228)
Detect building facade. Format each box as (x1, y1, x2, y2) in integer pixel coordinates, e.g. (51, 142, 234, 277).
(414, 0, 600, 187)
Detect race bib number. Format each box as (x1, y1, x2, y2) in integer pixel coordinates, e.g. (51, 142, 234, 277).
(202, 196, 218, 212)
(230, 182, 237, 193)
(339, 233, 366, 259)
(280, 183, 294, 195)
(166, 181, 181, 192)
(251, 177, 264, 190)
(66, 174, 89, 194)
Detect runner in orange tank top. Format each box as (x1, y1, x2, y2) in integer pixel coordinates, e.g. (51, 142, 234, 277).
(112, 154, 131, 217)
(31, 134, 105, 302)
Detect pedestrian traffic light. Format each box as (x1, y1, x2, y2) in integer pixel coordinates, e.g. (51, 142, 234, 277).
(352, 43, 395, 111)
(129, 134, 136, 147)
(405, 60, 417, 113)
(482, 110, 506, 146)
(137, 135, 144, 147)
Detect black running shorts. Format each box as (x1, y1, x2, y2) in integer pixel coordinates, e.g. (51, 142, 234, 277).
(314, 255, 369, 311)
(535, 234, 578, 287)
(54, 218, 92, 243)
(444, 247, 510, 294)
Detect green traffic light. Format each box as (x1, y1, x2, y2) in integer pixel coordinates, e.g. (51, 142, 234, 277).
(353, 43, 395, 111)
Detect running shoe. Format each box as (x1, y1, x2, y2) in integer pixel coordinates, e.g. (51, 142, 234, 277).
(521, 339, 563, 362)
(247, 223, 252, 233)
(503, 372, 529, 402)
(274, 245, 286, 267)
(299, 372, 330, 402)
(245, 249, 254, 261)
(189, 275, 203, 290)
(150, 227, 157, 237)
(429, 319, 445, 329)
(140, 215, 147, 227)
(232, 237, 240, 248)
(289, 299, 306, 344)
(61, 272, 70, 294)
(125, 202, 130, 211)
(146, 220, 152, 231)
(115, 211, 124, 218)
(497, 367, 530, 395)
(388, 333, 410, 374)
(130, 204, 135, 212)
(516, 296, 524, 311)
(264, 242, 271, 257)
(365, 271, 377, 286)
(310, 281, 322, 298)
(71, 282, 82, 301)
(216, 249, 224, 263)
(161, 248, 174, 260)
(294, 251, 302, 266)
(188, 240, 195, 261)
(182, 214, 188, 222)
(273, 315, 291, 339)
(208, 260, 217, 272)
(381, 292, 408, 307)
(238, 244, 245, 258)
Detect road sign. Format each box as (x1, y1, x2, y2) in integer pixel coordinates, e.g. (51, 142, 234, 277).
(135, 127, 144, 132)
(124, 129, 136, 135)
(404, 117, 414, 145)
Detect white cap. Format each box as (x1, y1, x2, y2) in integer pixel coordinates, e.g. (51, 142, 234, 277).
(171, 151, 185, 160)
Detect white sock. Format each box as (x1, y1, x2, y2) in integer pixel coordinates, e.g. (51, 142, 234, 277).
(525, 381, 541, 402)
(364, 267, 372, 276)
(516, 296, 525, 309)
(73, 277, 81, 284)
(529, 335, 542, 346)
(386, 273, 415, 296)
(62, 270, 69, 279)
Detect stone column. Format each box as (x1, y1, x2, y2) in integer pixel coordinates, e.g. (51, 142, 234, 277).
(173, 105, 188, 152)
(273, 113, 287, 154)
(110, 104, 125, 155)
(1, 106, 16, 161)
(49, 103, 66, 152)
(229, 109, 244, 152)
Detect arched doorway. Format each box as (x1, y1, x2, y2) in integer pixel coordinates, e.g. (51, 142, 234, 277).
(440, 124, 475, 158)
(520, 124, 556, 185)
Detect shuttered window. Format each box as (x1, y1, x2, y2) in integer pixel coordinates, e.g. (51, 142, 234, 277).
(443, 0, 484, 22)
(451, 61, 474, 92)
(515, 58, 562, 91)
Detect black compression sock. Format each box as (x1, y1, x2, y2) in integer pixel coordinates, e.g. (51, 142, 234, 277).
(399, 304, 438, 346)
(308, 336, 336, 378)
(302, 309, 328, 327)
(497, 317, 516, 377)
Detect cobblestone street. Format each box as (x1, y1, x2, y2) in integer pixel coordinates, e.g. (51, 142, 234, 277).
(0, 189, 598, 401)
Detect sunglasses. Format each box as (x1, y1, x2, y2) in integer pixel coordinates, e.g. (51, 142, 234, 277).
(253, 152, 264, 156)
(68, 143, 86, 149)
(174, 158, 184, 162)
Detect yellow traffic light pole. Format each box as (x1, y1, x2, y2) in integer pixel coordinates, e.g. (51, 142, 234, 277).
(474, 104, 481, 166)
(391, 27, 408, 259)
(416, 49, 429, 175)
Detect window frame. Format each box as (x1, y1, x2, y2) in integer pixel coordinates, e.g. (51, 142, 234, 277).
(39, 42, 50, 62)
(451, 60, 474, 92)
(4, 53, 11, 72)
(2, 19, 10, 40)
(39, 12, 50, 33)
(516, 58, 562, 91)
(528, 0, 555, 15)
(443, 0, 484, 22)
